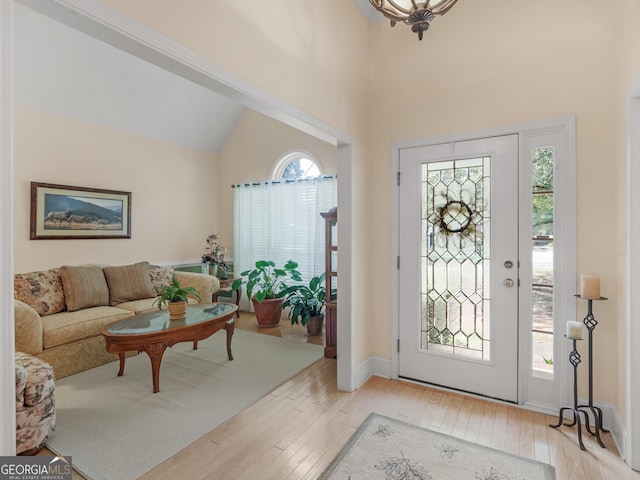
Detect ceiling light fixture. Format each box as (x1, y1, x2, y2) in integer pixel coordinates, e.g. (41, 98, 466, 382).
(369, 0, 459, 41)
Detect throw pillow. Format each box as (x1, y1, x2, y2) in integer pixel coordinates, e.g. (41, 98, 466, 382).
(59, 265, 110, 312)
(148, 264, 175, 295)
(14, 268, 66, 316)
(103, 261, 157, 305)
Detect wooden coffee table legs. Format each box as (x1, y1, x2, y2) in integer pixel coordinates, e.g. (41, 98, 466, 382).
(115, 318, 236, 393)
(144, 342, 170, 393)
(192, 319, 234, 360)
(225, 318, 235, 361)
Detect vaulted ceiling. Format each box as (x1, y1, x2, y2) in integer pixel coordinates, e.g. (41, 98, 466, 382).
(14, 2, 378, 154)
(14, 3, 245, 154)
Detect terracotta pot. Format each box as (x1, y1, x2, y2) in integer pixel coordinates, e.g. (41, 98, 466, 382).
(252, 297, 284, 327)
(168, 300, 187, 319)
(306, 314, 324, 336)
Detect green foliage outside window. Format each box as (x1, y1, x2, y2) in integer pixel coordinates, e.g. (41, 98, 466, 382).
(532, 147, 554, 237)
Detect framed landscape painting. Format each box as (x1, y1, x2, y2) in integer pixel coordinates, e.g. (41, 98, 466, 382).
(30, 182, 131, 240)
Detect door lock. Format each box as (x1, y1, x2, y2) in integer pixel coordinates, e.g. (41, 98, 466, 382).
(504, 260, 513, 269)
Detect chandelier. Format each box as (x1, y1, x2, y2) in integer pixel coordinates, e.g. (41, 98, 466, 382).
(368, 0, 459, 40)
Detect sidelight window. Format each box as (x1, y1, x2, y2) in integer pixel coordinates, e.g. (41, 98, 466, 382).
(531, 147, 554, 378)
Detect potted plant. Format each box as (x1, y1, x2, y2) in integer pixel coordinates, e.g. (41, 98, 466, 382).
(281, 273, 326, 336)
(201, 233, 228, 278)
(231, 260, 301, 327)
(152, 276, 202, 319)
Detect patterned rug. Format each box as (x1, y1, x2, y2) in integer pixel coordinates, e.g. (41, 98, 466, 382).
(319, 413, 556, 480)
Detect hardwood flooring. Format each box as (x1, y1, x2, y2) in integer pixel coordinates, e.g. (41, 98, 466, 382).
(43, 311, 639, 479)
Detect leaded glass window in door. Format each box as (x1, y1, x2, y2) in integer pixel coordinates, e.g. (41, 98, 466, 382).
(421, 157, 491, 361)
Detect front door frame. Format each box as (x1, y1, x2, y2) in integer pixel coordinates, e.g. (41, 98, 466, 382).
(390, 117, 576, 410)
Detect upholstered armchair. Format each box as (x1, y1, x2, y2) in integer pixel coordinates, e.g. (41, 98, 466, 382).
(15, 351, 56, 455)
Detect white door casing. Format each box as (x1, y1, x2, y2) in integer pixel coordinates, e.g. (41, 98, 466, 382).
(391, 117, 575, 415)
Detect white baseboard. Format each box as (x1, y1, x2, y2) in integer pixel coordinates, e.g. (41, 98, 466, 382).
(541, 398, 625, 457)
(576, 398, 625, 458)
(355, 355, 392, 388)
(354, 357, 627, 460)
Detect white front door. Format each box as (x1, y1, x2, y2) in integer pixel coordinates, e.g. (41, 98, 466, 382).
(398, 135, 519, 402)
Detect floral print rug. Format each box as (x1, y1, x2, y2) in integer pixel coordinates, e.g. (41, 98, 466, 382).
(319, 413, 555, 480)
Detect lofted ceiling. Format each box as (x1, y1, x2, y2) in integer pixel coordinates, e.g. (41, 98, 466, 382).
(14, 2, 378, 155)
(14, 3, 246, 154)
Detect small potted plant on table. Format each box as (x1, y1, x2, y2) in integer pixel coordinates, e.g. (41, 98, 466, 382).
(231, 260, 301, 327)
(153, 276, 201, 319)
(281, 273, 326, 336)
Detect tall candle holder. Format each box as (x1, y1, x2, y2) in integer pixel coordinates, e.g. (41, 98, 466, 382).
(550, 336, 589, 450)
(574, 295, 608, 448)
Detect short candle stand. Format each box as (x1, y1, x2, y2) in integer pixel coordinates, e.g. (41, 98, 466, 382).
(550, 336, 589, 451)
(575, 295, 608, 448)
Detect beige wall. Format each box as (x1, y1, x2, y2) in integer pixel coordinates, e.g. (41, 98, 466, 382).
(14, 105, 218, 272)
(216, 109, 338, 259)
(100, 0, 372, 364)
(100, 0, 370, 138)
(368, 0, 620, 403)
(15, 0, 639, 413)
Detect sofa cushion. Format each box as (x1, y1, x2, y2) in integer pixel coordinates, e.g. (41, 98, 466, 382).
(117, 295, 198, 314)
(103, 262, 157, 305)
(60, 265, 110, 312)
(148, 264, 174, 295)
(41, 306, 134, 349)
(14, 268, 66, 316)
(116, 297, 160, 314)
(118, 297, 158, 315)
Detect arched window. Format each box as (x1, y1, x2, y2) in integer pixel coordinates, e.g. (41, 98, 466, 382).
(234, 151, 335, 310)
(272, 152, 322, 181)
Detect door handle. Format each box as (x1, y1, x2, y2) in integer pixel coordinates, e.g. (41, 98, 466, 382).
(503, 278, 514, 288)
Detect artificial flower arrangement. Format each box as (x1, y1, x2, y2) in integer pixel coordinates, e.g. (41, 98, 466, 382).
(201, 233, 227, 269)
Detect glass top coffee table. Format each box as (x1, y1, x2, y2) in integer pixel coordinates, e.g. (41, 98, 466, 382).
(101, 303, 237, 393)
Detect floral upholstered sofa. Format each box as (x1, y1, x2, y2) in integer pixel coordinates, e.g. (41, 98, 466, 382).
(14, 261, 219, 379)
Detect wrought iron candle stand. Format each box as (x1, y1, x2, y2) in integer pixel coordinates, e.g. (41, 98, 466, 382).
(550, 336, 589, 450)
(575, 295, 608, 449)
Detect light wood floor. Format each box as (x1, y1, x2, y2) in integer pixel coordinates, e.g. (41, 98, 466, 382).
(44, 311, 639, 479)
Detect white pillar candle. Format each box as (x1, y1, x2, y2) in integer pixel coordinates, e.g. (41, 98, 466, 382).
(566, 320, 583, 340)
(580, 274, 601, 300)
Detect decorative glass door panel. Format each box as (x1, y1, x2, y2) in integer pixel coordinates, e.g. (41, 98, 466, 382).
(399, 135, 519, 403)
(421, 157, 491, 361)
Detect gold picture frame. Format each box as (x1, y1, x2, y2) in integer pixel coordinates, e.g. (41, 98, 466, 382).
(30, 182, 131, 240)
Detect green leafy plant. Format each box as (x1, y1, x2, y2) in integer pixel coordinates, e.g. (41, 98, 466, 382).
(281, 273, 326, 326)
(152, 276, 201, 310)
(231, 260, 302, 302)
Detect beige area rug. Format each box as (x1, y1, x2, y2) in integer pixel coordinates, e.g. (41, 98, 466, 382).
(319, 413, 556, 480)
(45, 329, 324, 480)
